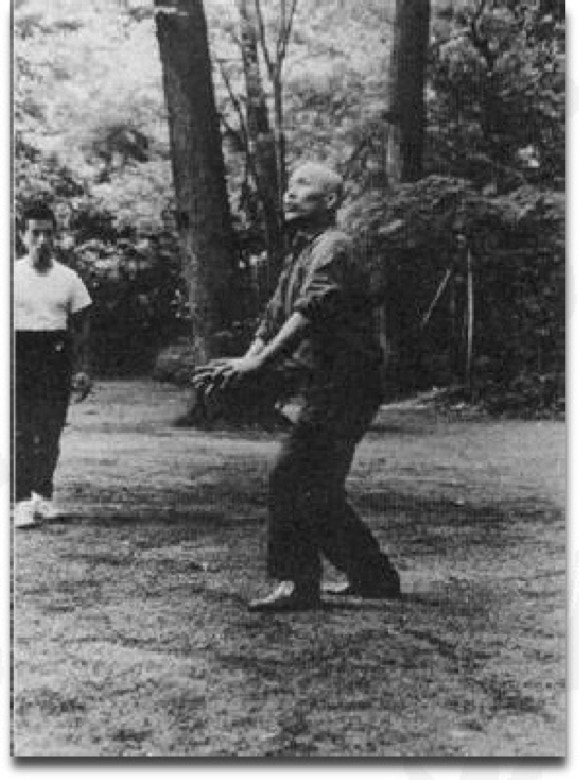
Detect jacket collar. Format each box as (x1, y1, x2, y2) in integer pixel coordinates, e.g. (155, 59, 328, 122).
(291, 220, 335, 252)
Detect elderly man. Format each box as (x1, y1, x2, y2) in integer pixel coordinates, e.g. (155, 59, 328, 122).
(224, 162, 400, 611)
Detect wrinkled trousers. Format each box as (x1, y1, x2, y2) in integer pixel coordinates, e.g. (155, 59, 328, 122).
(267, 373, 392, 586)
(14, 332, 72, 501)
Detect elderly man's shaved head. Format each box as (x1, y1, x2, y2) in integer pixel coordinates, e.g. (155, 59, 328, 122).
(292, 162, 344, 197)
(284, 162, 344, 225)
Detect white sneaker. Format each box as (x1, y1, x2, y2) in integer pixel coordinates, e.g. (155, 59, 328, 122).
(33, 494, 60, 521)
(14, 499, 39, 528)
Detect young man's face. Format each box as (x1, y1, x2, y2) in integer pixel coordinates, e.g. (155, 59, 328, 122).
(23, 219, 55, 269)
(284, 165, 336, 225)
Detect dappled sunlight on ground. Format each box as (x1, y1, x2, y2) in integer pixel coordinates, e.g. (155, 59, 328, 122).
(12, 381, 566, 757)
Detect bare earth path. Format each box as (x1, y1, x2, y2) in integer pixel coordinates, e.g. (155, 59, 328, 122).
(12, 380, 566, 757)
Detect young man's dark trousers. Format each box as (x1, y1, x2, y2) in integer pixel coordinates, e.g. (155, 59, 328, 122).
(266, 371, 394, 589)
(14, 332, 72, 502)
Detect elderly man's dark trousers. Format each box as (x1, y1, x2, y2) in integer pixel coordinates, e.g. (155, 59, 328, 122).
(267, 384, 393, 588)
(14, 332, 72, 502)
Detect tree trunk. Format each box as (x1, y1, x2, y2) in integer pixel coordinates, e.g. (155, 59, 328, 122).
(155, 0, 238, 366)
(465, 247, 474, 392)
(238, 0, 283, 290)
(273, 76, 286, 214)
(385, 0, 431, 183)
(253, 0, 296, 219)
(382, 0, 430, 389)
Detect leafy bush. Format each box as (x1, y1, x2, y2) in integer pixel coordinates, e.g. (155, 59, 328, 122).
(428, 0, 564, 191)
(13, 0, 564, 415)
(342, 175, 564, 415)
(14, 137, 189, 376)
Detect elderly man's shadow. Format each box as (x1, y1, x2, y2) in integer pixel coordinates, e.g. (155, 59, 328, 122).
(317, 592, 431, 612)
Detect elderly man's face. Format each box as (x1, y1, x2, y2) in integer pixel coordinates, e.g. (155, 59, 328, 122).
(284, 164, 338, 224)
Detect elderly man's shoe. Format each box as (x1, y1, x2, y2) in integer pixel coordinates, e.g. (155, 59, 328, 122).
(248, 580, 320, 612)
(324, 569, 401, 599)
(33, 494, 61, 521)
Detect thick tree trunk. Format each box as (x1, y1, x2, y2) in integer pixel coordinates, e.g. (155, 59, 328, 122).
(385, 0, 430, 183)
(155, 0, 238, 366)
(238, 0, 283, 289)
(383, 0, 430, 391)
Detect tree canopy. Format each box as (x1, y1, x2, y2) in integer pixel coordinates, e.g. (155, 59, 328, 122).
(13, 0, 565, 414)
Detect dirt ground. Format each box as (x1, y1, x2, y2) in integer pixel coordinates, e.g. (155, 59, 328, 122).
(12, 380, 566, 758)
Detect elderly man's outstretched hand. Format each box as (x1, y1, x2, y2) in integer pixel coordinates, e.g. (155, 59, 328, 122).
(219, 355, 266, 389)
(191, 355, 266, 398)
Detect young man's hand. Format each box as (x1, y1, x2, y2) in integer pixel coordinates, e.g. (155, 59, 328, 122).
(71, 371, 93, 402)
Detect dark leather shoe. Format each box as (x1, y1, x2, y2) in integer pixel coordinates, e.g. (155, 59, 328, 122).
(324, 571, 401, 599)
(248, 581, 321, 612)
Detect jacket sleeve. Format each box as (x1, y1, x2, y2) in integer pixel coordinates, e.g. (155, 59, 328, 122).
(292, 233, 351, 324)
(254, 283, 285, 342)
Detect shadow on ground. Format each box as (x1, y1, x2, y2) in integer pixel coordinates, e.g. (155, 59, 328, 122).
(12, 380, 566, 758)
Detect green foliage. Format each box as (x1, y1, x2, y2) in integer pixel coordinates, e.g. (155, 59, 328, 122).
(428, 0, 565, 190)
(343, 175, 564, 415)
(13, 0, 564, 414)
(13, 0, 185, 374)
(14, 132, 187, 376)
(14, 0, 397, 227)
(14, 0, 171, 234)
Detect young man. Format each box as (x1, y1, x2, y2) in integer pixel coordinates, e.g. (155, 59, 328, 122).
(13, 203, 92, 528)
(222, 162, 401, 611)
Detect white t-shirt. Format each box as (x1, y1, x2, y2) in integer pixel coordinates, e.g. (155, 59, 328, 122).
(14, 258, 92, 331)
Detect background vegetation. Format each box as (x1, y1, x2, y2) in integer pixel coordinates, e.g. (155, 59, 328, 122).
(13, 0, 565, 415)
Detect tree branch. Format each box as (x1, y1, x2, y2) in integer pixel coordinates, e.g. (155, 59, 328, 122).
(218, 60, 249, 149)
(276, 0, 298, 66)
(421, 266, 454, 329)
(468, 0, 496, 70)
(225, 25, 244, 50)
(473, 0, 488, 24)
(254, 0, 274, 78)
(276, 0, 286, 62)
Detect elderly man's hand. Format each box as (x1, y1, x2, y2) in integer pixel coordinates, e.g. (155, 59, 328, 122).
(220, 355, 266, 389)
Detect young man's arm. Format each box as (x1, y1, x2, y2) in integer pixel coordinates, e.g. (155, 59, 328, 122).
(69, 308, 91, 376)
(68, 268, 93, 379)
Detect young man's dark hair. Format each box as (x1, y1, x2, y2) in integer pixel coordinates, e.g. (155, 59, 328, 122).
(21, 202, 57, 229)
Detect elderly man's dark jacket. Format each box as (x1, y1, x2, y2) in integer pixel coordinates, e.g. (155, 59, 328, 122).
(256, 227, 383, 410)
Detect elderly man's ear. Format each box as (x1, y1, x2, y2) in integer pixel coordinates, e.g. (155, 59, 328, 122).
(325, 191, 340, 212)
